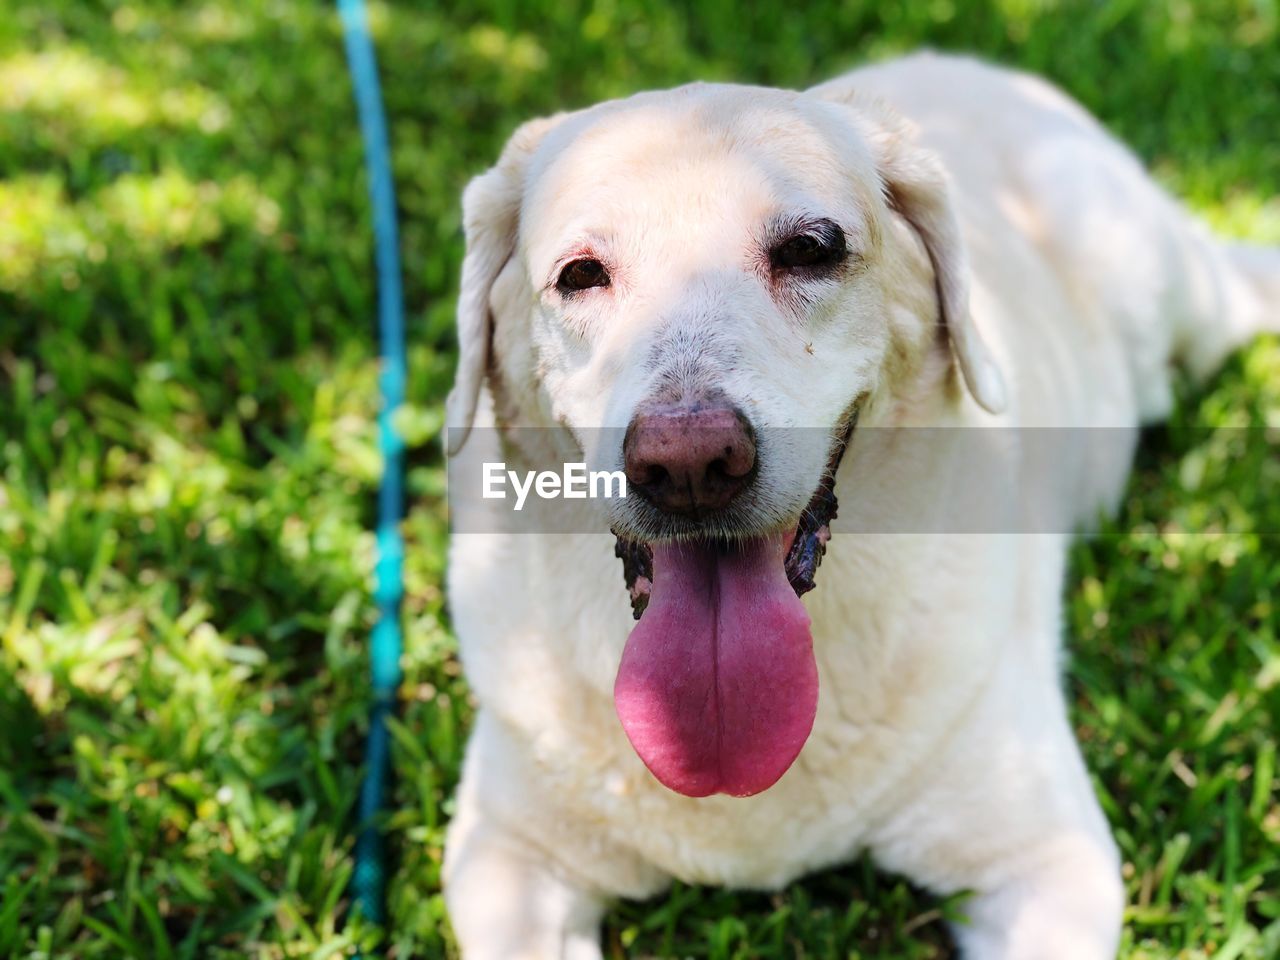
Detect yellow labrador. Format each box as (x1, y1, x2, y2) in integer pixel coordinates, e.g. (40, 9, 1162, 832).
(442, 53, 1278, 958)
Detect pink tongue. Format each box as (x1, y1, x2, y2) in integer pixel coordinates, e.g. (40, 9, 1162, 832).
(614, 536, 818, 798)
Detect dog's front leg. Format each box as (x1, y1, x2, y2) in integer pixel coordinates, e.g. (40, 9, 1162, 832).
(444, 807, 605, 960)
(443, 710, 665, 959)
(869, 664, 1124, 959)
(948, 830, 1125, 960)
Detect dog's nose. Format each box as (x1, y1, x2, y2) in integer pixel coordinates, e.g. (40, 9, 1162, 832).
(623, 401, 756, 515)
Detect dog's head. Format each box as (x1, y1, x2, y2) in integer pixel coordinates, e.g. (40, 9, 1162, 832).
(448, 83, 1006, 798)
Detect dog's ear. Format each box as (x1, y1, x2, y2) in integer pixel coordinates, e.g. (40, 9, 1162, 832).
(447, 114, 565, 455)
(856, 102, 1007, 414)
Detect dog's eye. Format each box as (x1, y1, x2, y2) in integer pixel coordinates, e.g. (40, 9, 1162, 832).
(557, 258, 610, 293)
(770, 226, 847, 271)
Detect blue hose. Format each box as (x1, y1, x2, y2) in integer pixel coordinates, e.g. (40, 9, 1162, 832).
(336, 0, 405, 935)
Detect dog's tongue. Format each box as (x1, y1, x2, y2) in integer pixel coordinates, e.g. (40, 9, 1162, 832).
(614, 536, 817, 797)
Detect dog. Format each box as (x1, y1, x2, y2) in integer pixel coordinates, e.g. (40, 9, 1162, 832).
(440, 52, 1278, 958)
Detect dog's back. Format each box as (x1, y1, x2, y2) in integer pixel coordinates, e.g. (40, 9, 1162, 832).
(817, 52, 1278, 428)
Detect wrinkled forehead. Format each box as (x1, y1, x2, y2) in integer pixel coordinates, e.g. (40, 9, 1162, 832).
(520, 86, 882, 269)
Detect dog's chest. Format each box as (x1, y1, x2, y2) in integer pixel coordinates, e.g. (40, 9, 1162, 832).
(458, 531, 1020, 886)
(577, 746, 874, 888)
(562, 633, 987, 890)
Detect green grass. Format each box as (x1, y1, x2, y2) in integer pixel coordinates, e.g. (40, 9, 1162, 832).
(1, 1, 1278, 957)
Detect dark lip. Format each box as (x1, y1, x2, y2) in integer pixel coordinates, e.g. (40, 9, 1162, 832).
(610, 494, 788, 545)
(613, 410, 859, 619)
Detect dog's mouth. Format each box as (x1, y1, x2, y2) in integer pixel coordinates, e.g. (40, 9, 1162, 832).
(611, 416, 854, 799)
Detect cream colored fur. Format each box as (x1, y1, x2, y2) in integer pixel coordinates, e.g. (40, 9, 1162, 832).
(441, 53, 1279, 959)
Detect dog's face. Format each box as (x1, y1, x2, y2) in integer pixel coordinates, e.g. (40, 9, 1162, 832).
(449, 83, 1006, 798)
(522, 87, 893, 543)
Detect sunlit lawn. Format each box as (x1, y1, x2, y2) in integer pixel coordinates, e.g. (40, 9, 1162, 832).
(1, 1, 1278, 957)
